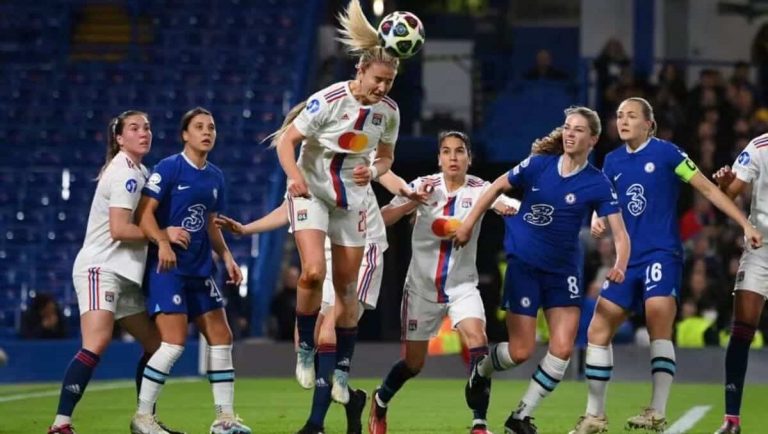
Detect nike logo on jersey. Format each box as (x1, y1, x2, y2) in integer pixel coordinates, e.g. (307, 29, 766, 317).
(177, 185, 191, 190)
(646, 284, 658, 291)
(531, 187, 540, 191)
(613, 173, 623, 181)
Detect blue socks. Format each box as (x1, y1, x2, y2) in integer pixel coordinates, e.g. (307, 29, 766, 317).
(56, 349, 100, 416)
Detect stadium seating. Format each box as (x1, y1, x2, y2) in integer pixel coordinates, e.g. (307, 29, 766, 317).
(0, 0, 317, 336)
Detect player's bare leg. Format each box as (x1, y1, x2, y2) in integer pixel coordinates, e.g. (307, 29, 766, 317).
(330, 243, 364, 404)
(505, 308, 578, 434)
(457, 318, 491, 434)
(716, 290, 763, 434)
(120, 313, 185, 434)
(196, 309, 251, 434)
(570, 297, 627, 434)
(294, 230, 327, 389)
(626, 296, 676, 432)
(132, 313, 186, 434)
(370, 340, 427, 434)
(49, 310, 114, 434)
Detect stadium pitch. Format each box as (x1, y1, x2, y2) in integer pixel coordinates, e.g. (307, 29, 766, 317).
(2, 378, 765, 433)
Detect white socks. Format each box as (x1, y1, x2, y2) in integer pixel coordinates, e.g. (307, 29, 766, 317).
(649, 339, 676, 416)
(207, 344, 235, 416)
(137, 342, 184, 415)
(584, 343, 613, 416)
(478, 342, 516, 377)
(514, 352, 569, 420)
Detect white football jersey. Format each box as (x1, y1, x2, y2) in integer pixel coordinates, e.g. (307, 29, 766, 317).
(733, 133, 768, 247)
(293, 81, 400, 211)
(73, 151, 150, 284)
(391, 173, 493, 303)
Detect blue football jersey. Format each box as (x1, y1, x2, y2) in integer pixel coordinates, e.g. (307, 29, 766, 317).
(504, 154, 620, 272)
(142, 153, 226, 277)
(602, 137, 698, 266)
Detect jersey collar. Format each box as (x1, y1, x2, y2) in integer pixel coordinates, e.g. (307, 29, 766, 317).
(557, 155, 588, 178)
(346, 80, 376, 108)
(181, 151, 208, 170)
(440, 172, 466, 195)
(625, 137, 652, 154)
(117, 150, 147, 175)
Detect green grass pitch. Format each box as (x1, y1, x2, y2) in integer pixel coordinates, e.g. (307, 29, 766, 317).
(2, 378, 765, 433)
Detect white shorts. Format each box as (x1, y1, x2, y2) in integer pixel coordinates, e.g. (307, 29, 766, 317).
(400, 286, 485, 341)
(73, 267, 146, 320)
(287, 195, 367, 247)
(734, 248, 768, 298)
(321, 241, 385, 311)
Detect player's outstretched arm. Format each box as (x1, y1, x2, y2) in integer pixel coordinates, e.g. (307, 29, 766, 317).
(377, 170, 430, 204)
(215, 201, 290, 235)
(208, 213, 243, 285)
(690, 172, 763, 248)
(381, 201, 420, 226)
(713, 165, 749, 200)
(605, 212, 630, 283)
(491, 195, 520, 216)
(454, 172, 512, 248)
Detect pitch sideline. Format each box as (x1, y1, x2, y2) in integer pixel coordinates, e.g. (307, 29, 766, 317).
(665, 405, 712, 434)
(0, 377, 201, 403)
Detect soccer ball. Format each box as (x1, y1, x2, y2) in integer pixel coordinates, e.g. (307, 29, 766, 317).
(377, 11, 425, 59)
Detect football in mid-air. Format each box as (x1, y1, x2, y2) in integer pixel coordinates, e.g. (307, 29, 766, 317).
(377, 11, 425, 59)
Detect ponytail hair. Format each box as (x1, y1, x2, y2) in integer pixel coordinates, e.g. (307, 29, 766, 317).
(266, 1, 399, 148)
(531, 127, 564, 155)
(622, 96, 657, 138)
(265, 101, 307, 148)
(337, 0, 399, 71)
(531, 106, 601, 156)
(98, 110, 147, 179)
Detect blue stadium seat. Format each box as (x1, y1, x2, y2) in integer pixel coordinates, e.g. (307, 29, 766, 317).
(1, 0, 312, 335)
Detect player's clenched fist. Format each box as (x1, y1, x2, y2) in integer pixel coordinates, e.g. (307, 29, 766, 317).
(287, 176, 310, 198)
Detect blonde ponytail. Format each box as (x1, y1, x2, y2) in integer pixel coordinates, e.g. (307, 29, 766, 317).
(336, 0, 379, 52)
(337, 0, 399, 70)
(531, 128, 565, 155)
(265, 101, 307, 148)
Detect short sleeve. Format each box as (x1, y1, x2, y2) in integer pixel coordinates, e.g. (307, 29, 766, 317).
(108, 167, 141, 210)
(594, 175, 621, 217)
(506, 155, 534, 188)
(732, 142, 760, 184)
(667, 144, 699, 183)
(389, 177, 422, 208)
(380, 108, 400, 146)
(293, 94, 331, 138)
(142, 158, 175, 201)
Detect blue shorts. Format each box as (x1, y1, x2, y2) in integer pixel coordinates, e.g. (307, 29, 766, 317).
(599, 256, 682, 312)
(144, 270, 224, 319)
(502, 255, 584, 317)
